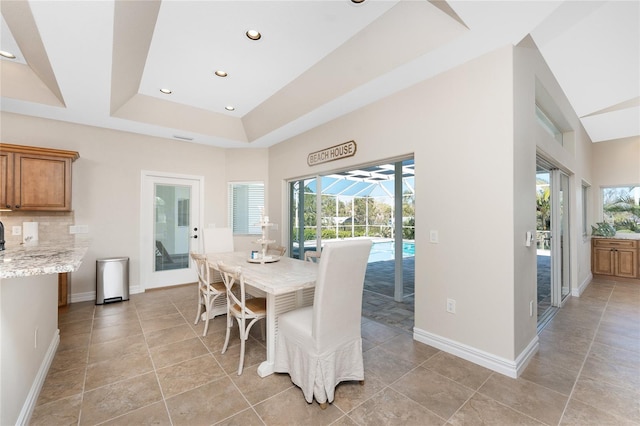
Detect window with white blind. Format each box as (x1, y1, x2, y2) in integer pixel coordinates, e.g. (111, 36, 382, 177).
(228, 182, 264, 235)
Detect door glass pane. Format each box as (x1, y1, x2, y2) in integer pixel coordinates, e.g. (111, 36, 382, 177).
(155, 184, 191, 271)
(536, 167, 552, 319)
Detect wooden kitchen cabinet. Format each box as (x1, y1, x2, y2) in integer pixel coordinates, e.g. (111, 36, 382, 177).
(58, 272, 69, 307)
(0, 143, 79, 211)
(592, 238, 639, 281)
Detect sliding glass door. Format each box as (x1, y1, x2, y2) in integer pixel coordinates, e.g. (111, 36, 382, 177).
(288, 159, 415, 302)
(536, 158, 571, 326)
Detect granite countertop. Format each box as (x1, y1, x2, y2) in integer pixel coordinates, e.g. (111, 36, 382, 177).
(0, 239, 89, 279)
(593, 233, 640, 240)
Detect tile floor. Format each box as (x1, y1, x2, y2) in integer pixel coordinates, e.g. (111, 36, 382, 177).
(30, 278, 639, 425)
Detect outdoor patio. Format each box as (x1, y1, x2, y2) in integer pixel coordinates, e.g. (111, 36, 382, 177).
(362, 257, 415, 333)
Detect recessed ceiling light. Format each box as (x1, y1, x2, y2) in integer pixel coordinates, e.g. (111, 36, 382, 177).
(225, 106, 235, 111)
(0, 50, 16, 59)
(214, 70, 228, 77)
(159, 88, 172, 94)
(246, 29, 261, 41)
(351, 0, 365, 3)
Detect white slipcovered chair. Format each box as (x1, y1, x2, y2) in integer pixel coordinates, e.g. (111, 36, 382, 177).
(202, 226, 234, 283)
(274, 239, 372, 408)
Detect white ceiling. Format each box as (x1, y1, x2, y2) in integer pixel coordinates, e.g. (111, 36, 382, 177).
(1, 0, 638, 148)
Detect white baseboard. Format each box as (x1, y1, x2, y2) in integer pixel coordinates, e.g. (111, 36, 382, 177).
(70, 286, 142, 304)
(70, 291, 95, 303)
(572, 273, 593, 297)
(413, 327, 539, 378)
(17, 330, 60, 426)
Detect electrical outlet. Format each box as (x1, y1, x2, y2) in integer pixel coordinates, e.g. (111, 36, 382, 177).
(446, 298, 456, 314)
(430, 230, 439, 243)
(12, 226, 21, 235)
(69, 225, 89, 234)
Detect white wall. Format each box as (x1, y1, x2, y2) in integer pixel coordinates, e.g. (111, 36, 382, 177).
(0, 112, 231, 297)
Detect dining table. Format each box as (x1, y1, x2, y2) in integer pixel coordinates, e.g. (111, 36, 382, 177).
(205, 251, 318, 377)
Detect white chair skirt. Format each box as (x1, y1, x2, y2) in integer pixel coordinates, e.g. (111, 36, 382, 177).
(274, 308, 364, 404)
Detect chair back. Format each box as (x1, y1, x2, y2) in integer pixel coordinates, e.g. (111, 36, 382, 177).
(312, 239, 372, 350)
(304, 250, 321, 263)
(203, 227, 234, 254)
(191, 252, 212, 293)
(267, 244, 287, 257)
(218, 262, 255, 319)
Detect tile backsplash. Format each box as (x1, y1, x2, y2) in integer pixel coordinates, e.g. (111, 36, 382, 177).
(0, 211, 75, 246)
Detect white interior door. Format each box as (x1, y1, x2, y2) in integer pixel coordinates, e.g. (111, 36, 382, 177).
(141, 171, 203, 290)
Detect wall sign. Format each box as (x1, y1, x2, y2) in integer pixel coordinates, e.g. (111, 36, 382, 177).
(307, 140, 357, 166)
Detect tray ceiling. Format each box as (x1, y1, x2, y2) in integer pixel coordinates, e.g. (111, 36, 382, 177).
(1, 0, 638, 148)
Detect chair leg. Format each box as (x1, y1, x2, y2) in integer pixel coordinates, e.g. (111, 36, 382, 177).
(359, 380, 365, 385)
(319, 402, 328, 410)
(203, 315, 210, 337)
(237, 336, 245, 375)
(221, 315, 233, 354)
(194, 296, 202, 325)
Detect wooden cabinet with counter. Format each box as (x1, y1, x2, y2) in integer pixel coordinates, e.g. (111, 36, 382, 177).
(592, 238, 639, 281)
(0, 143, 79, 211)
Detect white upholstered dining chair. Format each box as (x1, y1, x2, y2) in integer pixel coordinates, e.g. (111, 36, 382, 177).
(202, 226, 234, 283)
(191, 252, 227, 337)
(273, 239, 372, 408)
(218, 261, 267, 375)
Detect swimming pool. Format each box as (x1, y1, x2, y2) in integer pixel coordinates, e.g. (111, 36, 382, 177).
(368, 240, 415, 263)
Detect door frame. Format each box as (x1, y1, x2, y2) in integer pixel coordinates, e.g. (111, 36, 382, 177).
(140, 170, 204, 291)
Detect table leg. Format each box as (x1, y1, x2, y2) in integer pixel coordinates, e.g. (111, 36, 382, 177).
(257, 293, 277, 377)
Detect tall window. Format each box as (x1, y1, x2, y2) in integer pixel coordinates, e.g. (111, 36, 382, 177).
(228, 182, 264, 235)
(602, 186, 640, 233)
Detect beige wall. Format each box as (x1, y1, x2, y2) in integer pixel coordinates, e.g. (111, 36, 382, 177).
(513, 42, 594, 357)
(1, 43, 631, 375)
(268, 44, 599, 371)
(269, 46, 521, 363)
(0, 112, 267, 297)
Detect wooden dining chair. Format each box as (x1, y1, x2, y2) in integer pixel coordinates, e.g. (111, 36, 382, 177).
(267, 244, 287, 257)
(218, 261, 267, 375)
(304, 250, 321, 263)
(274, 239, 372, 408)
(190, 252, 227, 337)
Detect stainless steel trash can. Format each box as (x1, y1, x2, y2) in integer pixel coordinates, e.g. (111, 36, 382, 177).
(96, 257, 129, 304)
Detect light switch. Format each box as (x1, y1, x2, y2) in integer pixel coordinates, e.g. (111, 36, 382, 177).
(430, 230, 439, 243)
